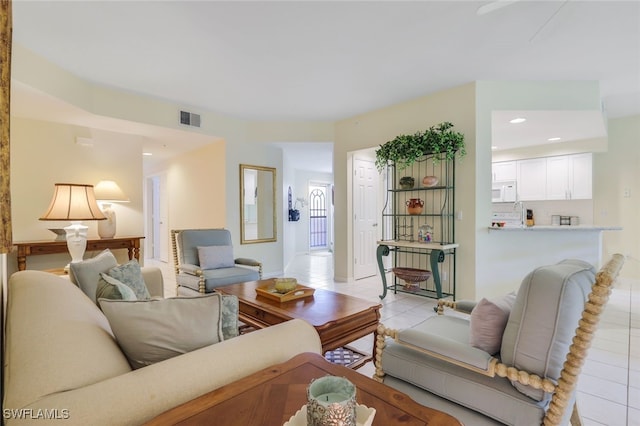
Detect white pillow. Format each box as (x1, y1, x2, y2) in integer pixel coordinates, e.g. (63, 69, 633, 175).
(99, 294, 225, 369)
(197, 245, 234, 269)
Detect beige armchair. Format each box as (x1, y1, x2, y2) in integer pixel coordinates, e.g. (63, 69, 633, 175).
(374, 254, 625, 426)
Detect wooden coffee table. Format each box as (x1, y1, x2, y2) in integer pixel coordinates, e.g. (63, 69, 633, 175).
(216, 279, 381, 368)
(145, 352, 462, 425)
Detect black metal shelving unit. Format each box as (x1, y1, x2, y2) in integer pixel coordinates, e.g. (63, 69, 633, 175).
(376, 152, 458, 300)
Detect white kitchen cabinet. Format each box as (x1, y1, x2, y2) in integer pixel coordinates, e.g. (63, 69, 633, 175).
(568, 153, 592, 199)
(492, 161, 517, 182)
(545, 153, 592, 200)
(517, 157, 547, 200)
(546, 156, 570, 200)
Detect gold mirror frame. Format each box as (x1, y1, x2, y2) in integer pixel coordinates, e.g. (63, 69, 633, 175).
(240, 164, 277, 244)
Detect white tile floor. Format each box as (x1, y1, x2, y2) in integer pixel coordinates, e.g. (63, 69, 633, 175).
(149, 252, 638, 426)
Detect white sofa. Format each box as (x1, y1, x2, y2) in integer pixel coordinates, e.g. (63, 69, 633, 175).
(3, 270, 322, 425)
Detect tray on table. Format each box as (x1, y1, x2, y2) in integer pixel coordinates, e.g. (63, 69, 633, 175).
(255, 282, 315, 302)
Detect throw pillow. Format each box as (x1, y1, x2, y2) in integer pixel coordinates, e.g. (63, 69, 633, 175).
(469, 292, 516, 354)
(96, 273, 137, 303)
(197, 245, 234, 269)
(99, 294, 225, 369)
(69, 249, 118, 303)
(108, 260, 151, 300)
(221, 294, 239, 340)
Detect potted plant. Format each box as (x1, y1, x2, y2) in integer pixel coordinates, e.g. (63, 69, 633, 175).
(375, 121, 466, 172)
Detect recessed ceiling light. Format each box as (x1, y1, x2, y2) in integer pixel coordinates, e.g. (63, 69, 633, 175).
(142, 152, 153, 156)
(491, 146, 498, 150)
(548, 137, 561, 141)
(509, 117, 526, 124)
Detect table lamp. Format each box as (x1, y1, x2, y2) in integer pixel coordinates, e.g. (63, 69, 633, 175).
(39, 183, 106, 265)
(93, 180, 129, 239)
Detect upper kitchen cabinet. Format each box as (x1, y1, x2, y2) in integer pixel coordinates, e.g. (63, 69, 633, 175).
(517, 157, 547, 200)
(492, 160, 517, 182)
(516, 153, 592, 201)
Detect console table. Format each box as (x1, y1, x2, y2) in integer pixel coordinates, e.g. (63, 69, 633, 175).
(14, 236, 144, 271)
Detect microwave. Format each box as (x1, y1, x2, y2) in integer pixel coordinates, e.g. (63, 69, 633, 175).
(492, 180, 517, 203)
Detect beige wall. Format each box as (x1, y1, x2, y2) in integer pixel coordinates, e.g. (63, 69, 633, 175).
(163, 141, 227, 230)
(334, 83, 477, 298)
(9, 117, 145, 271)
(596, 115, 640, 279)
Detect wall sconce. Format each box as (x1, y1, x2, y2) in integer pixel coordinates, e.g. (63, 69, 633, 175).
(39, 183, 106, 266)
(94, 180, 130, 239)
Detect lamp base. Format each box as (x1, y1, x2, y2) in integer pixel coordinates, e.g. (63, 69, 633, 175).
(98, 204, 116, 239)
(65, 221, 88, 264)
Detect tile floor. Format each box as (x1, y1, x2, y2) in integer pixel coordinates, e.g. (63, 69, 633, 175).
(149, 252, 638, 426)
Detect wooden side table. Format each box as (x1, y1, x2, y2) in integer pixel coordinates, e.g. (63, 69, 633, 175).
(14, 236, 145, 271)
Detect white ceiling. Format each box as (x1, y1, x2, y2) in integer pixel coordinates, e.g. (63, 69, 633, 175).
(10, 0, 640, 167)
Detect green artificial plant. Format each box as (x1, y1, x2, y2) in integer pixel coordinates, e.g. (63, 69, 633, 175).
(375, 122, 466, 172)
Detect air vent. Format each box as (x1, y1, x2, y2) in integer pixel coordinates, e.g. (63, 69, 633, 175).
(179, 110, 201, 128)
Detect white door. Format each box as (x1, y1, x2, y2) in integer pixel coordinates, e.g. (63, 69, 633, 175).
(353, 158, 378, 280)
(492, 160, 517, 182)
(150, 174, 169, 262)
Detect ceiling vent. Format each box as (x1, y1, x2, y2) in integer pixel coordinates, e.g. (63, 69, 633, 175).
(180, 110, 201, 128)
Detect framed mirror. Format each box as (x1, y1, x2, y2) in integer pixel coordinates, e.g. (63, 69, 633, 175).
(240, 164, 277, 244)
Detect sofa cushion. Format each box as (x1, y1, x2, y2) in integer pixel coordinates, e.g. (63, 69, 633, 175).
(96, 273, 137, 302)
(107, 259, 151, 300)
(500, 259, 595, 401)
(198, 245, 234, 269)
(69, 249, 118, 303)
(469, 292, 516, 355)
(99, 294, 225, 369)
(4, 271, 132, 412)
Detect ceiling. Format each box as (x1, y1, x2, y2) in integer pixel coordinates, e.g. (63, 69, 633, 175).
(10, 1, 640, 167)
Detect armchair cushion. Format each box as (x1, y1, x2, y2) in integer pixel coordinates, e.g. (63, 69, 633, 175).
(99, 294, 226, 369)
(107, 259, 151, 300)
(500, 259, 595, 401)
(177, 229, 232, 266)
(398, 316, 495, 372)
(469, 292, 516, 355)
(198, 245, 234, 269)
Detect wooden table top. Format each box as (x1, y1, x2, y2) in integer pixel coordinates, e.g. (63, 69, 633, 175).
(144, 352, 462, 426)
(216, 279, 381, 327)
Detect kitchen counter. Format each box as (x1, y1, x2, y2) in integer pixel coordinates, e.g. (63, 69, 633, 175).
(488, 225, 622, 231)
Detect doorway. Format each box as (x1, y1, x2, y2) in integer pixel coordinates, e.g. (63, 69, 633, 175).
(308, 183, 332, 252)
(352, 157, 379, 279)
(145, 173, 169, 262)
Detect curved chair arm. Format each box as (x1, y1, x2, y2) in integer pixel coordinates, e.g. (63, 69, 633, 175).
(235, 258, 263, 278)
(177, 263, 203, 277)
(437, 299, 477, 315)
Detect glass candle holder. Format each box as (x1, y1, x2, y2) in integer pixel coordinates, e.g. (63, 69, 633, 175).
(306, 375, 356, 426)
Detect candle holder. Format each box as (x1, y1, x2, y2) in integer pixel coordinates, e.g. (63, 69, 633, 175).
(307, 376, 356, 426)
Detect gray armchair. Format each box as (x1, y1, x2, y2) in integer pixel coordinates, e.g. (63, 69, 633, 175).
(374, 255, 625, 426)
(171, 229, 262, 296)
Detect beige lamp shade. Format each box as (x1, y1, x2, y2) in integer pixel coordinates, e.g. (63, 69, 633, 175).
(39, 183, 106, 221)
(93, 180, 130, 203)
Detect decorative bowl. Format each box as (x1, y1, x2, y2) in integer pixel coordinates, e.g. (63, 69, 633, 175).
(274, 277, 298, 293)
(399, 176, 415, 189)
(392, 267, 432, 292)
(422, 176, 439, 187)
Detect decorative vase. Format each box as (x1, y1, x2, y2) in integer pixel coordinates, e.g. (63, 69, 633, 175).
(399, 176, 415, 189)
(422, 176, 439, 187)
(406, 198, 424, 215)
